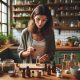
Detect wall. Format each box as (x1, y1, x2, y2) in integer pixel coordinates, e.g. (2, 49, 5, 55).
(12, 28, 80, 43)
(54, 29, 80, 42)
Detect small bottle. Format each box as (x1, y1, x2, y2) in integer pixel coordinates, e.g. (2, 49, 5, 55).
(52, 60, 56, 73)
(26, 66, 31, 77)
(56, 70, 61, 77)
(69, 53, 78, 68)
(21, 68, 25, 78)
(36, 56, 40, 66)
(47, 64, 51, 75)
(62, 54, 67, 70)
(70, 22, 74, 27)
(44, 63, 47, 71)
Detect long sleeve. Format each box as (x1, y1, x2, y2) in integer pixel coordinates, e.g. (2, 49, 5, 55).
(17, 28, 29, 59)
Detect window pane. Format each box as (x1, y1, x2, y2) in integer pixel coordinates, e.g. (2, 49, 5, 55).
(2, 13, 7, 23)
(2, 24, 7, 33)
(0, 2, 1, 11)
(2, 0, 7, 3)
(0, 24, 1, 32)
(0, 12, 1, 22)
(2, 3, 7, 13)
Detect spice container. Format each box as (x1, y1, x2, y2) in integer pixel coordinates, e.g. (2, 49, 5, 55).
(3, 59, 15, 73)
(56, 70, 61, 77)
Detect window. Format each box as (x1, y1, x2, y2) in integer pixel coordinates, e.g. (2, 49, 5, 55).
(0, 0, 10, 35)
(0, 2, 1, 23)
(2, 0, 7, 3)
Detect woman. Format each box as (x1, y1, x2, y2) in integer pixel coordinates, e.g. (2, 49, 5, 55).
(18, 4, 55, 63)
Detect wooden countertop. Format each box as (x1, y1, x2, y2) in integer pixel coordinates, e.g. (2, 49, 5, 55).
(0, 63, 77, 80)
(0, 74, 77, 80)
(0, 44, 14, 53)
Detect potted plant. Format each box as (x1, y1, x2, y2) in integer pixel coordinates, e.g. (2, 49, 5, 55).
(7, 33, 15, 44)
(0, 33, 7, 46)
(67, 36, 78, 47)
(10, 20, 16, 28)
(19, 19, 28, 28)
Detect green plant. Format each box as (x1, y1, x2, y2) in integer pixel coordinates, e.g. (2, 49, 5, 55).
(7, 34, 13, 40)
(19, 19, 28, 25)
(11, 20, 16, 28)
(67, 36, 78, 46)
(0, 33, 7, 45)
(7, 34, 15, 43)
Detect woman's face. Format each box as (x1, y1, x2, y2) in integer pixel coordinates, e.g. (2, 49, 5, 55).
(34, 15, 47, 29)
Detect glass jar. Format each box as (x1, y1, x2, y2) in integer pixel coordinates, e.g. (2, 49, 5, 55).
(3, 59, 15, 73)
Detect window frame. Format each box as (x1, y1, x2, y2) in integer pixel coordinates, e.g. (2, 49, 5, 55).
(0, 0, 10, 35)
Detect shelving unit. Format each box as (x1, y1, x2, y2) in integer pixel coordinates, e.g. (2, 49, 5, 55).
(11, 0, 80, 30)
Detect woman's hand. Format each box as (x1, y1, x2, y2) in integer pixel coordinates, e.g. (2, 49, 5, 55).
(22, 47, 36, 58)
(39, 54, 49, 63)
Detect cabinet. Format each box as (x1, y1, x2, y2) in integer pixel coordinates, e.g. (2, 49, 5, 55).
(12, 0, 80, 30)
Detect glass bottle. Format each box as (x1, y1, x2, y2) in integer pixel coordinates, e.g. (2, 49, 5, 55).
(36, 56, 40, 66)
(62, 54, 67, 70)
(47, 64, 51, 75)
(69, 53, 79, 75)
(52, 60, 56, 73)
(3, 59, 15, 73)
(21, 68, 25, 78)
(69, 53, 78, 68)
(26, 66, 31, 77)
(44, 63, 47, 71)
(70, 22, 74, 27)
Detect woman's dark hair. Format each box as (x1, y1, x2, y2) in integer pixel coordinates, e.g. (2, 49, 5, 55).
(28, 4, 53, 35)
(31, 4, 52, 22)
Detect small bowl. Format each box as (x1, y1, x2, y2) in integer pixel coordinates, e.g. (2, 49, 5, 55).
(8, 70, 15, 77)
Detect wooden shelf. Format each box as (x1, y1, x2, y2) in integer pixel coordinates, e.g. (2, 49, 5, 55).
(54, 26, 80, 30)
(13, 16, 30, 18)
(13, 2, 80, 7)
(56, 46, 80, 51)
(11, 27, 25, 29)
(13, 4, 37, 7)
(53, 2, 80, 6)
(57, 9, 80, 12)
(13, 10, 32, 13)
(12, 0, 80, 31)
(56, 15, 80, 18)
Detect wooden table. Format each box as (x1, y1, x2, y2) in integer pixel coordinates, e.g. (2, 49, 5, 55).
(0, 63, 77, 80)
(0, 72, 77, 80)
(0, 44, 14, 53)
